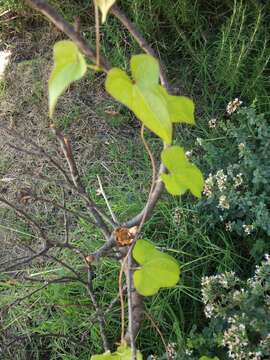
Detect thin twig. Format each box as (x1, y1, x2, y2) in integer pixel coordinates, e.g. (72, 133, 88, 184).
(94, 0, 100, 68)
(137, 125, 157, 235)
(126, 252, 136, 359)
(144, 310, 169, 359)
(92, 234, 117, 261)
(2, 247, 48, 272)
(97, 175, 118, 225)
(51, 126, 111, 239)
(25, 0, 110, 70)
(122, 125, 157, 357)
(110, 4, 170, 90)
(86, 265, 109, 351)
(7, 276, 78, 308)
(119, 252, 127, 343)
(33, 196, 97, 227)
(0, 196, 51, 247)
(62, 190, 69, 244)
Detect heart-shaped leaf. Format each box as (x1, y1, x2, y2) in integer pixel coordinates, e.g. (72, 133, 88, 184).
(104, 68, 133, 109)
(91, 345, 142, 360)
(130, 54, 159, 88)
(95, 0, 116, 23)
(161, 146, 204, 198)
(49, 40, 87, 118)
(105, 55, 172, 144)
(158, 86, 195, 124)
(133, 240, 180, 296)
(132, 84, 172, 144)
(91, 351, 119, 360)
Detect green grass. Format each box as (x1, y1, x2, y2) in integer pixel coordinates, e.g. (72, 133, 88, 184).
(0, 131, 244, 359)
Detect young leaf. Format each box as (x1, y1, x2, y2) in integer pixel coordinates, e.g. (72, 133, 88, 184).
(105, 68, 133, 109)
(130, 54, 159, 88)
(49, 40, 87, 118)
(105, 55, 172, 144)
(161, 146, 204, 197)
(90, 345, 142, 360)
(91, 351, 119, 360)
(133, 240, 180, 296)
(166, 94, 195, 124)
(95, 0, 116, 24)
(132, 85, 172, 144)
(116, 345, 142, 360)
(158, 86, 195, 124)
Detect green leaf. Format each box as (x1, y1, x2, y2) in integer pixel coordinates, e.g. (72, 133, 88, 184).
(132, 85, 172, 144)
(90, 345, 142, 360)
(105, 68, 133, 109)
(158, 86, 195, 124)
(116, 345, 142, 360)
(133, 240, 180, 296)
(199, 356, 219, 360)
(95, 0, 116, 24)
(131, 54, 159, 87)
(49, 40, 87, 118)
(161, 146, 204, 197)
(91, 351, 119, 360)
(105, 55, 172, 144)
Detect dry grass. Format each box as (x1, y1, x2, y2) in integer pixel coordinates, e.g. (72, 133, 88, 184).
(0, 22, 138, 268)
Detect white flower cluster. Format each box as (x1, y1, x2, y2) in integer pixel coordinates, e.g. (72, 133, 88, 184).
(203, 173, 215, 198)
(242, 224, 254, 235)
(227, 98, 243, 115)
(233, 173, 243, 189)
(185, 150, 193, 159)
(201, 272, 238, 318)
(225, 221, 233, 232)
(166, 343, 177, 359)
(238, 143, 245, 157)
(203, 168, 241, 201)
(208, 118, 217, 128)
(223, 315, 249, 359)
(173, 207, 182, 226)
(216, 169, 228, 191)
(218, 195, 230, 210)
(196, 137, 203, 146)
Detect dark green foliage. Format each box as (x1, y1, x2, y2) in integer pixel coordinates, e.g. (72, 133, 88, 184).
(196, 105, 270, 261)
(182, 256, 270, 359)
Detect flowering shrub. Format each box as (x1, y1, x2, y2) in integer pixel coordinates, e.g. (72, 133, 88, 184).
(196, 105, 270, 259)
(183, 255, 270, 360)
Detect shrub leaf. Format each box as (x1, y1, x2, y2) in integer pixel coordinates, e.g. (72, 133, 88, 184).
(95, 0, 116, 23)
(105, 54, 172, 144)
(91, 345, 142, 360)
(133, 239, 180, 296)
(161, 146, 204, 197)
(49, 40, 87, 118)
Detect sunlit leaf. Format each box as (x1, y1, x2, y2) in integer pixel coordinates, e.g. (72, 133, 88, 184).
(91, 351, 119, 360)
(116, 345, 142, 360)
(131, 54, 159, 88)
(105, 68, 133, 109)
(199, 356, 219, 360)
(95, 0, 116, 23)
(90, 345, 142, 360)
(159, 86, 195, 124)
(105, 55, 172, 144)
(161, 146, 204, 197)
(132, 85, 172, 144)
(49, 40, 87, 118)
(133, 240, 180, 296)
